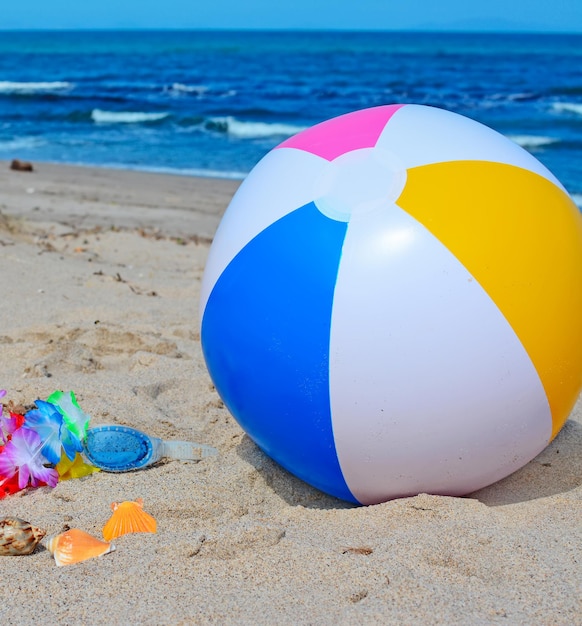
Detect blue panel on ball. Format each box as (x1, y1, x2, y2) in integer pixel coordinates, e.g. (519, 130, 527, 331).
(201, 202, 357, 503)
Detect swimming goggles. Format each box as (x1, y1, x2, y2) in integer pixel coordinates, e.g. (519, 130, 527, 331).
(82, 425, 218, 472)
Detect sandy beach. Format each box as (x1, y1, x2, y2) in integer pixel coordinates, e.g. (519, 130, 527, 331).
(0, 160, 580, 625)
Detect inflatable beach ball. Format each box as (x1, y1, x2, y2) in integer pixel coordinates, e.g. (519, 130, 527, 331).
(200, 104, 582, 505)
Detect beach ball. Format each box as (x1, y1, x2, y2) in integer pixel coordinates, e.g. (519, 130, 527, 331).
(200, 104, 582, 505)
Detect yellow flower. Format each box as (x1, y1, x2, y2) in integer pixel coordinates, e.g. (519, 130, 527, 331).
(56, 452, 100, 480)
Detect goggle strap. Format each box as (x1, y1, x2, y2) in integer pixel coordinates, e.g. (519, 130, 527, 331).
(159, 439, 218, 462)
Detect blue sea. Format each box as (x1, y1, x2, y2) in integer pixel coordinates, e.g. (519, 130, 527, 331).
(0, 30, 581, 206)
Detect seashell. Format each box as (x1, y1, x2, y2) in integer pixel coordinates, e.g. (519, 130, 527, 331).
(0, 517, 46, 556)
(102, 498, 157, 542)
(46, 528, 115, 566)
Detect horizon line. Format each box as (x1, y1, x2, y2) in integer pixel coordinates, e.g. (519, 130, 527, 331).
(1, 26, 581, 35)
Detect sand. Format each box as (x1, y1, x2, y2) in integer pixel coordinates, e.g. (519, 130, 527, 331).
(0, 161, 580, 625)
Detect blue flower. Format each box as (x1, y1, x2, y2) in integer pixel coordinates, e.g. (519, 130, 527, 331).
(22, 400, 65, 465)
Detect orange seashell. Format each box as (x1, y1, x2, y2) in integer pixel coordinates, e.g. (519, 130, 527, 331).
(47, 528, 115, 566)
(102, 498, 157, 542)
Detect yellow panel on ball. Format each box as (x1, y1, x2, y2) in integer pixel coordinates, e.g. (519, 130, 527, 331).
(397, 160, 582, 438)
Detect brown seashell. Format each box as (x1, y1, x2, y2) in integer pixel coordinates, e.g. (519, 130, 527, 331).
(46, 528, 115, 566)
(102, 498, 157, 542)
(0, 517, 46, 556)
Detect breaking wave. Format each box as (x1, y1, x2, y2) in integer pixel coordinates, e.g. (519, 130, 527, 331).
(91, 109, 170, 124)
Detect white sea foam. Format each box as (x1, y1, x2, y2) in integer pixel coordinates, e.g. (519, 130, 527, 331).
(91, 109, 170, 124)
(126, 164, 247, 180)
(207, 116, 305, 139)
(166, 84, 236, 98)
(507, 135, 559, 149)
(0, 81, 73, 94)
(507, 92, 536, 101)
(572, 193, 582, 209)
(0, 137, 46, 151)
(75, 161, 247, 180)
(489, 92, 536, 103)
(552, 102, 582, 116)
(167, 83, 209, 96)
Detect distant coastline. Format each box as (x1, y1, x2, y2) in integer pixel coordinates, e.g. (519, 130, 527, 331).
(2, 27, 582, 35)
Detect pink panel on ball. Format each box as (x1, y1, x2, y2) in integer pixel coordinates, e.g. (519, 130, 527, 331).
(276, 104, 404, 161)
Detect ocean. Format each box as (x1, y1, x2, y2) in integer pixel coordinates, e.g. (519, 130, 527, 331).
(0, 30, 581, 206)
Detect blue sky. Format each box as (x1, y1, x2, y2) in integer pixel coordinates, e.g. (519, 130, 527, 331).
(2, 0, 581, 32)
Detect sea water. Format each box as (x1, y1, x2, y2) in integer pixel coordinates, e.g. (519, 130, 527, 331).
(0, 30, 580, 206)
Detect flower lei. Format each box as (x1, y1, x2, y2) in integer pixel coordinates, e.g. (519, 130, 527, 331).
(0, 390, 99, 499)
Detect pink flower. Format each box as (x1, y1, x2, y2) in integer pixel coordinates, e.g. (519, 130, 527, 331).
(0, 412, 25, 445)
(0, 427, 58, 490)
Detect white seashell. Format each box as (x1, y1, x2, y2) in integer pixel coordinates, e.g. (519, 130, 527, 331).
(0, 517, 46, 556)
